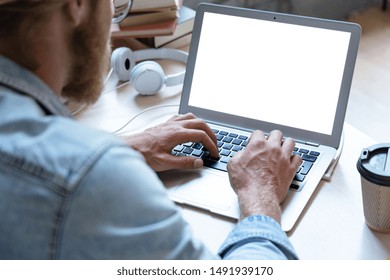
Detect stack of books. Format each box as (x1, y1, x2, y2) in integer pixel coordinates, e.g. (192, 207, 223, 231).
(111, 0, 195, 50)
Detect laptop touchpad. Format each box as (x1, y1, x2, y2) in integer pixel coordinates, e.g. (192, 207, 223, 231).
(162, 169, 237, 212)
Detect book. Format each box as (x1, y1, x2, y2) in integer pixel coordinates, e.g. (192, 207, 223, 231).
(111, 38, 149, 50)
(111, 18, 177, 39)
(119, 8, 178, 28)
(131, 0, 180, 12)
(140, 6, 195, 48)
(160, 33, 192, 49)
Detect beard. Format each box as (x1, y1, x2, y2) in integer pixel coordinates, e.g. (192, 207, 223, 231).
(61, 19, 111, 106)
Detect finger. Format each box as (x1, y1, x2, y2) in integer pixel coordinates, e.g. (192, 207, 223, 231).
(282, 137, 296, 155)
(169, 112, 197, 122)
(175, 119, 218, 158)
(177, 128, 218, 158)
(247, 130, 266, 145)
(168, 115, 218, 151)
(162, 155, 204, 170)
(267, 130, 283, 143)
(291, 153, 303, 169)
(180, 118, 217, 143)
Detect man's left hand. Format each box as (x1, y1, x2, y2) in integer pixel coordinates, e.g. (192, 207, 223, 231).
(122, 113, 219, 172)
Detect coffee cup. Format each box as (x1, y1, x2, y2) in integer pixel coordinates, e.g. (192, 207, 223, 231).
(357, 143, 390, 233)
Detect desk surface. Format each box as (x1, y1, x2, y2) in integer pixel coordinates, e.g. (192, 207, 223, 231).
(77, 61, 390, 260)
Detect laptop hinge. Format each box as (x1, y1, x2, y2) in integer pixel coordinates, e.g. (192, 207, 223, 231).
(295, 139, 320, 147)
(304, 141, 320, 147)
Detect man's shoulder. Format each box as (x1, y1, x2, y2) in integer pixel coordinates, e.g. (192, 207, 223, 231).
(36, 117, 139, 183)
(0, 112, 140, 189)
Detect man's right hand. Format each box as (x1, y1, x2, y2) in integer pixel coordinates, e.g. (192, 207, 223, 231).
(227, 130, 302, 223)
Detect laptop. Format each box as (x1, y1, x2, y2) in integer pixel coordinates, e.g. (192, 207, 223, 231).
(161, 3, 361, 232)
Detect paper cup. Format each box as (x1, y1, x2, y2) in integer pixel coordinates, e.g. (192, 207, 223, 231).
(357, 143, 390, 233)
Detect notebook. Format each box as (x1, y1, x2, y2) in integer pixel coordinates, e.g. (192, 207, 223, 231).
(162, 3, 361, 232)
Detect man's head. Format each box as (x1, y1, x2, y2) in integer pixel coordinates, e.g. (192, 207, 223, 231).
(0, 0, 113, 105)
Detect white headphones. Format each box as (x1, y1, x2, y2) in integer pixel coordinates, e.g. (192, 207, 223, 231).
(110, 47, 188, 95)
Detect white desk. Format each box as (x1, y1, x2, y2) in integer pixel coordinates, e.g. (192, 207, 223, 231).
(77, 60, 390, 260)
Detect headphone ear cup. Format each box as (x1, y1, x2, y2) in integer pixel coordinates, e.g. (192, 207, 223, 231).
(130, 61, 165, 96)
(111, 47, 135, 82)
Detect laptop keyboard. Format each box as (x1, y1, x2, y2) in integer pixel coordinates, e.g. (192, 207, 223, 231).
(172, 128, 320, 191)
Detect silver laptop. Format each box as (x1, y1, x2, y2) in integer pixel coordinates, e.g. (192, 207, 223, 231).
(162, 3, 361, 232)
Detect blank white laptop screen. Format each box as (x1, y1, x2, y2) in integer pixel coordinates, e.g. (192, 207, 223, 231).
(188, 12, 351, 135)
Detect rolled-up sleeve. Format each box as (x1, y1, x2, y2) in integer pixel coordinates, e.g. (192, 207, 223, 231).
(218, 216, 298, 260)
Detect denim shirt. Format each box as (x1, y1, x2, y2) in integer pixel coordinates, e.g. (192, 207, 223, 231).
(0, 56, 297, 260)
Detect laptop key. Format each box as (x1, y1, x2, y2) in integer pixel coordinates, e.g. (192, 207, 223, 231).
(183, 142, 193, 147)
(232, 145, 243, 152)
(183, 147, 194, 154)
(223, 136, 233, 143)
(203, 158, 227, 172)
(201, 151, 210, 158)
(192, 142, 203, 150)
(309, 151, 320, 156)
(294, 173, 305, 182)
(290, 184, 300, 190)
(220, 149, 231, 156)
(222, 143, 233, 150)
(173, 145, 184, 152)
(220, 156, 230, 163)
(302, 154, 317, 162)
(301, 161, 313, 175)
(299, 148, 309, 154)
(192, 149, 203, 157)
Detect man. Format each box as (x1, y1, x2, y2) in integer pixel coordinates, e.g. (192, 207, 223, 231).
(0, 0, 302, 259)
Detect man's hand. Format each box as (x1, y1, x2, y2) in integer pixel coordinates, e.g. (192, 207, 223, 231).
(227, 130, 302, 223)
(122, 113, 219, 172)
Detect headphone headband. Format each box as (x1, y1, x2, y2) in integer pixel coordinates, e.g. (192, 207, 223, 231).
(110, 47, 188, 95)
(134, 48, 188, 64)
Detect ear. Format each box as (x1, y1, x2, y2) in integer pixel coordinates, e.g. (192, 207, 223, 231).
(64, 0, 89, 26)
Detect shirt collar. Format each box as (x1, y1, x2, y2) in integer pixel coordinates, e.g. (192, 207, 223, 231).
(0, 55, 72, 117)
